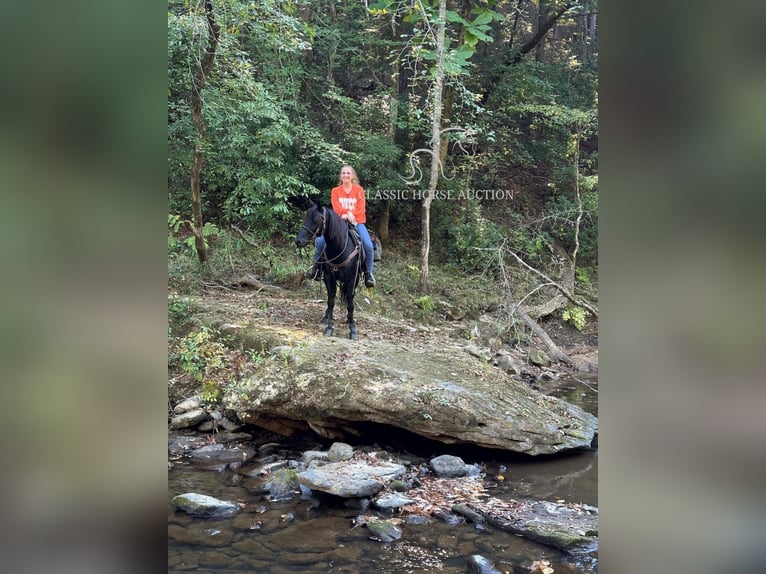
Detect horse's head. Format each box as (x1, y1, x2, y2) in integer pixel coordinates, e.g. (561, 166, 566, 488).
(295, 201, 326, 248)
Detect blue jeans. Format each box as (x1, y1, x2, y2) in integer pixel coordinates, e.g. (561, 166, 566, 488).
(314, 223, 374, 275)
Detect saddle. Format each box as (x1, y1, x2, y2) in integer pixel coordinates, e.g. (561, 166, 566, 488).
(346, 222, 366, 267)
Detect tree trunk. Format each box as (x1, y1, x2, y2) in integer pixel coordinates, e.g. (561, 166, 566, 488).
(378, 204, 390, 244)
(514, 307, 572, 365)
(189, 0, 220, 265)
(511, 0, 575, 64)
(507, 0, 522, 52)
(419, 0, 447, 293)
(380, 26, 400, 246)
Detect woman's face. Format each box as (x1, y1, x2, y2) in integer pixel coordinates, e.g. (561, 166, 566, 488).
(340, 167, 353, 183)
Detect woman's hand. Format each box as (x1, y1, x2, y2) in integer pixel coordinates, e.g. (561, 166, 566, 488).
(344, 213, 357, 225)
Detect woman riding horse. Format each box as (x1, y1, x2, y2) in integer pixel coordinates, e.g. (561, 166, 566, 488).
(295, 200, 364, 340)
(307, 165, 375, 288)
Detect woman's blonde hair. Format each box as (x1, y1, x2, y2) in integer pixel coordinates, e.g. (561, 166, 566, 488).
(339, 164, 360, 185)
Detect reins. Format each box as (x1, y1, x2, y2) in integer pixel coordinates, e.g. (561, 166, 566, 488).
(317, 208, 359, 271)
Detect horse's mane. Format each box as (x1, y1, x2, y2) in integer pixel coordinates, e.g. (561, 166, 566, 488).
(319, 204, 348, 246)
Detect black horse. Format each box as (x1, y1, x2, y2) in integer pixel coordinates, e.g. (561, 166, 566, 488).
(295, 200, 363, 340)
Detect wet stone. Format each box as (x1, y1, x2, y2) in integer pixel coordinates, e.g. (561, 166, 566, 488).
(168, 435, 209, 456)
(434, 511, 464, 526)
(299, 484, 313, 499)
(467, 554, 504, 574)
(430, 454, 467, 478)
(366, 518, 403, 542)
(216, 431, 253, 443)
(241, 476, 270, 494)
(258, 442, 281, 455)
(189, 444, 255, 463)
(404, 515, 433, 525)
(172, 492, 240, 519)
(375, 493, 416, 510)
(197, 420, 215, 432)
(268, 468, 300, 501)
(452, 503, 485, 523)
(170, 408, 208, 430)
(219, 416, 241, 431)
(301, 450, 328, 465)
(173, 396, 202, 414)
(242, 460, 289, 477)
(298, 460, 405, 498)
(327, 442, 354, 462)
(465, 463, 483, 478)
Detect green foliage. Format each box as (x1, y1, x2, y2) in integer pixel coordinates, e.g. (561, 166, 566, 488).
(576, 267, 593, 289)
(414, 295, 435, 323)
(166, 0, 598, 290)
(415, 295, 434, 312)
(167, 1, 327, 237)
(168, 295, 196, 326)
(267, 258, 304, 286)
(168, 213, 185, 252)
(175, 327, 227, 382)
(546, 187, 598, 263)
(168, 214, 220, 258)
(433, 201, 505, 274)
(201, 379, 221, 404)
(562, 306, 587, 331)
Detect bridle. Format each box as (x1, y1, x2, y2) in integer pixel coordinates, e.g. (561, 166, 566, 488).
(300, 206, 326, 241)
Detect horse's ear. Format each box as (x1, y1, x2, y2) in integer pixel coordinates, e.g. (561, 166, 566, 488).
(314, 198, 323, 209)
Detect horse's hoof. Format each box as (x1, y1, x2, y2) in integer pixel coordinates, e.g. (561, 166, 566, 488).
(324, 327, 333, 336)
(349, 331, 358, 340)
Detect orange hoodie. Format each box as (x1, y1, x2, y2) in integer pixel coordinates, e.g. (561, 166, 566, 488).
(330, 183, 367, 225)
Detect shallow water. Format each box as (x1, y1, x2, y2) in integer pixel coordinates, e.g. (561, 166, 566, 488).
(168, 375, 598, 573)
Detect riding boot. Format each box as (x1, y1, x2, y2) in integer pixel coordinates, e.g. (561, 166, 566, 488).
(364, 271, 375, 288)
(307, 262, 322, 281)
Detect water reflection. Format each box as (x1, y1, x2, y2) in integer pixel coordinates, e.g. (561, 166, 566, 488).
(168, 376, 598, 573)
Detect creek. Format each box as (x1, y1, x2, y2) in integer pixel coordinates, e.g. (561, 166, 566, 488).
(168, 375, 597, 573)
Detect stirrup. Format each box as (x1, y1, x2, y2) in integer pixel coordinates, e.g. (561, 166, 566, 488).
(307, 264, 322, 281)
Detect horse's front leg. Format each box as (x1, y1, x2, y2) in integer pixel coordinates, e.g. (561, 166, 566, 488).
(323, 274, 336, 336)
(346, 283, 357, 340)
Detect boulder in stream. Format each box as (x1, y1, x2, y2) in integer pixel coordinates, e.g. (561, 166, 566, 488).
(467, 554, 503, 574)
(172, 493, 240, 519)
(430, 454, 467, 478)
(298, 459, 405, 498)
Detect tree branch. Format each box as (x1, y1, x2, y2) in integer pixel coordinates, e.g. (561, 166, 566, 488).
(509, 1, 576, 64)
(504, 247, 599, 319)
(231, 225, 259, 248)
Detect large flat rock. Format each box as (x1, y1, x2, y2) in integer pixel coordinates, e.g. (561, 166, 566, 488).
(222, 324, 597, 455)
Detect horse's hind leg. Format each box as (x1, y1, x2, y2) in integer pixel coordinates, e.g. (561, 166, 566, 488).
(346, 283, 357, 340)
(323, 275, 336, 336)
